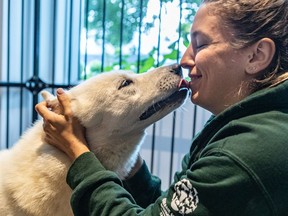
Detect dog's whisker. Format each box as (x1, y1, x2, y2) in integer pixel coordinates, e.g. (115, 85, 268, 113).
(179, 106, 188, 113)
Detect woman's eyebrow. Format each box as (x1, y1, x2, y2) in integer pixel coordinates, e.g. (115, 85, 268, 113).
(191, 30, 209, 39)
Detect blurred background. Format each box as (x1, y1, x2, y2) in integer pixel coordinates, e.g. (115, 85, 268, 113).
(0, 0, 211, 189)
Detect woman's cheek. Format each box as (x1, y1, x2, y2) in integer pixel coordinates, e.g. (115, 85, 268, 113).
(194, 52, 207, 70)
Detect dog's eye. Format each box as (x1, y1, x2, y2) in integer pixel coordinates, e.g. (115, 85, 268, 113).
(119, 79, 133, 89)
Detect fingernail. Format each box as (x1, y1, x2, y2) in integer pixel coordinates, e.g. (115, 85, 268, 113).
(57, 88, 64, 95)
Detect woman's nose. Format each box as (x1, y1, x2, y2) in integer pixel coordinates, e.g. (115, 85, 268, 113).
(180, 44, 195, 69)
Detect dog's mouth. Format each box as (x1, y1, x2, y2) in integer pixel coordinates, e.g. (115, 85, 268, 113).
(139, 79, 189, 121)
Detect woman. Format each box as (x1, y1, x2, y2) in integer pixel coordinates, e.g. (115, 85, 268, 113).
(36, 0, 288, 215)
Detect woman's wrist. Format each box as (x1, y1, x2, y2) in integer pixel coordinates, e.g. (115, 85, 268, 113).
(64, 137, 90, 161)
(70, 145, 90, 161)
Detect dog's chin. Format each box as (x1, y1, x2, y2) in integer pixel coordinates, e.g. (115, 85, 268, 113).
(139, 88, 189, 121)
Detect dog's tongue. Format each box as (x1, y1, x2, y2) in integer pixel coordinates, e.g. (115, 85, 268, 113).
(178, 79, 189, 89)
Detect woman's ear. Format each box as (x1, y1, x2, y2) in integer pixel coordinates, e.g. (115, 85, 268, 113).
(245, 38, 276, 75)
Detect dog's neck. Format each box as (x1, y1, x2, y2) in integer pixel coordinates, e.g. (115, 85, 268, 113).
(85, 128, 146, 179)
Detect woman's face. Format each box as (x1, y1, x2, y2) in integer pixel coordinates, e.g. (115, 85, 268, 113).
(181, 4, 253, 115)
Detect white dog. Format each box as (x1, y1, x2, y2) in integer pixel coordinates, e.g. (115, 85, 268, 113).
(0, 64, 189, 216)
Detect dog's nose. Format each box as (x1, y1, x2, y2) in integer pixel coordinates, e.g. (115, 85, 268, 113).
(170, 64, 183, 76)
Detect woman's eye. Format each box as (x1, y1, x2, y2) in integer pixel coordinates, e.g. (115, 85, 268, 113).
(196, 44, 207, 50)
(119, 79, 133, 89)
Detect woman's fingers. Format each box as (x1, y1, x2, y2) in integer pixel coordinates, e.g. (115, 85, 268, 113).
(43, 119, 57, 132)
(35, 101, 53, 120)
(35, 89, 89, 160)
(35, 88, 71, 121)
(35, 101, 62, 125)
(56, 88, 73, 119)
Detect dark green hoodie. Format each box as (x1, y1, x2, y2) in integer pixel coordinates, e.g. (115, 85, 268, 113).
(67, 80, 288, 216)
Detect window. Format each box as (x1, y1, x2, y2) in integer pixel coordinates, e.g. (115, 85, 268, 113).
(0, 0, 210, 189)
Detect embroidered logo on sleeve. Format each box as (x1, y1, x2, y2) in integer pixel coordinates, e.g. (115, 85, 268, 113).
(161, 179, 199, 215)
(160, 198, 174, 216)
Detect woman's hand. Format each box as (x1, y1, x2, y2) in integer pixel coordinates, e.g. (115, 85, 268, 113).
(35, 88, 90, 161)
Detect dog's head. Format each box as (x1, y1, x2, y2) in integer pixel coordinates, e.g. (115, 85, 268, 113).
(71, 63, 188, 132)
(42, 64, 189, 148)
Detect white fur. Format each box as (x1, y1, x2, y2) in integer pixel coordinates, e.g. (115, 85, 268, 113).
(0, 65, 188, 216)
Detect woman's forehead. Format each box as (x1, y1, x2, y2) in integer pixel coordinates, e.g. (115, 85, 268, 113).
(191, 4, 232, 41)
(191, 5, 222, 37)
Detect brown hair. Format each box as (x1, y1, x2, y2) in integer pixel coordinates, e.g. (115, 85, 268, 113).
(202, 0, 288, 90)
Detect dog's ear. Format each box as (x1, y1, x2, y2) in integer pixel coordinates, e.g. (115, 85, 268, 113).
(40, 90, 63, 114)
(71, 97, 104, 127)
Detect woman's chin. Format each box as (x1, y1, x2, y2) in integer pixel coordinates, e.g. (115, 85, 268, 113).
(190, 92, 200, 105)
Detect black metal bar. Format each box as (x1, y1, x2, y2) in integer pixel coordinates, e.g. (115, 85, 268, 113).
(77, 0, 83, 80)
(32, 0, 41, 122)
(63, 0, 68, 84)
(51, 0, 56, 91)
(150, 124, 156, 173)
(136, 0, 143, 73)
(101, 0, 106, 72)
(68, 0, 73, 85)
(33, 0, 40, 78)
(119, 0, 125, 69)
(156, 0, 163, 67)
(83, 0, 89, 80)
(192, 105, 198, 138)
(19, 0, 25, 135)
(176, 0, 183, 62)
(6, 0, 11, 149)
(0, 82, 25, 87)
(0, 81, 73, 89)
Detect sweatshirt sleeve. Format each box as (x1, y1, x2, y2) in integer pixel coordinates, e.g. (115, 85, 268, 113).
(67, 151, 268, 216)
(67, 152, 158, 215)
(67, 152, 201, 216)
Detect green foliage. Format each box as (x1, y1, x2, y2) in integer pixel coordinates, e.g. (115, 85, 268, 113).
(89, 61, 101, 73)
(85, 0, 149, 46)
(82, 0, 201, 77)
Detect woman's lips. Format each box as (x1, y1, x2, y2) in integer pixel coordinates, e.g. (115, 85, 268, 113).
(178, 75, 202, 90)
